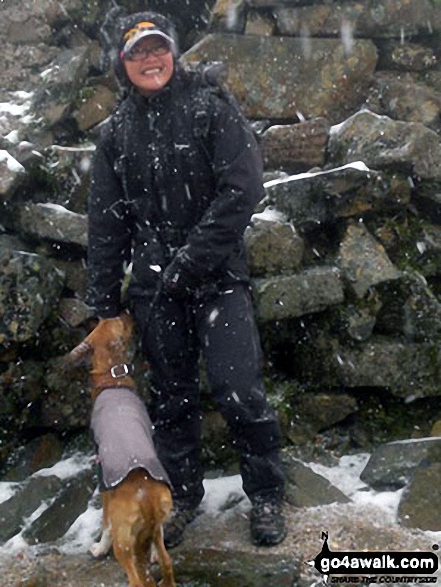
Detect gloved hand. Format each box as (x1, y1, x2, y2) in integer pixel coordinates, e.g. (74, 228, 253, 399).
(162, 256, 199, 299)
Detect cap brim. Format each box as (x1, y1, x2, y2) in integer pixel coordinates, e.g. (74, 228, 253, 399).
(122, 30, 175, 57)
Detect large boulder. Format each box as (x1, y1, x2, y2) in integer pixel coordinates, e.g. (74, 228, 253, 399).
(360, 437, 441, 490)
(337, 223, 401, 299)
(0, 248, 65, 344)
(273, 0, 441, 38)
(19, 202, 88, 248)
(245, 213, 304, 276)
(183, 34, 377, 122)
(297, 335, 441, 400)
(260, 118, 330, 171)
(398, 462, 441, 531)
(0, 475, 63, 543)
(264, 163, 411, 230)
(328, 110, 441, 181)
(253, 266, 344, 322)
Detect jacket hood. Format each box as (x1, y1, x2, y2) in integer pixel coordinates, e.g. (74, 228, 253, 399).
(113, 11, 179, 90)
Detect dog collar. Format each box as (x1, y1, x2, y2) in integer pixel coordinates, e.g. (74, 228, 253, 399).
(110, 363, 134, 379)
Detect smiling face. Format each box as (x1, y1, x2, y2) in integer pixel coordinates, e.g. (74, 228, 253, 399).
(123, 36, 174, 97)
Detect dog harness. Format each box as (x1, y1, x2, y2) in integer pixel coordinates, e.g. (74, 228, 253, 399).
(91, 387, 171, 489)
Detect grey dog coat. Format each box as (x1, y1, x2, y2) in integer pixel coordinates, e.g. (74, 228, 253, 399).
(91, 387, 171, 489)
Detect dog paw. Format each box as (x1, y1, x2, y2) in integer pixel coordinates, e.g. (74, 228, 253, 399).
(90, 542, 108, 558)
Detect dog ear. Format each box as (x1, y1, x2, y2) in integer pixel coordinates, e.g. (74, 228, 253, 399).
(65, 340, 93, 367)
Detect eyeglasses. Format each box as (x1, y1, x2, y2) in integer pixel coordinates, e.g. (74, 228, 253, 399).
(124, 43, 171, 62)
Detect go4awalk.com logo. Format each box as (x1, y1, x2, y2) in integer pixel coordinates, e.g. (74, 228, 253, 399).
(307, 533, 439, 584)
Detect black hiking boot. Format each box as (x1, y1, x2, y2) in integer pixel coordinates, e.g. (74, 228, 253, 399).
(250, 495, 286, 546)
(163, 503, 197, 549)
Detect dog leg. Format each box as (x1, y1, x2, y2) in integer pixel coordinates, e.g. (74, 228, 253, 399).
(153, 526, 176, 587)
(90, 526, 112, 557)
(113, 539, 157, 587)
(90, 493, 113, 557)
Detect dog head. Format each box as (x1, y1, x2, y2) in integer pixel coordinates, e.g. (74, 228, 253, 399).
(67, 310, 135, 398)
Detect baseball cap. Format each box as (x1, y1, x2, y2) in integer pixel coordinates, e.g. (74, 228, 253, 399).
(120, 21, 175, 59)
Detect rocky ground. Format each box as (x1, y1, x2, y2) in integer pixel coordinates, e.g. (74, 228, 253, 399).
(0, 499, 439, 587)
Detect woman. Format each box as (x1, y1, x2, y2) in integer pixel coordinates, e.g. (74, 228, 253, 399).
(87, 11, 286, 548)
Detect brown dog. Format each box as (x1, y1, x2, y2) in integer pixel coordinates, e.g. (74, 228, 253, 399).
(68, 311, 175, 587)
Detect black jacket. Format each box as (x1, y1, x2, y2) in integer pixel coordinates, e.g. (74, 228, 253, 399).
(87, 68, 264, 318)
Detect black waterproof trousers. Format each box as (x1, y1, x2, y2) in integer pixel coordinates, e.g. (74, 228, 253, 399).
(133, 283, 285, 508)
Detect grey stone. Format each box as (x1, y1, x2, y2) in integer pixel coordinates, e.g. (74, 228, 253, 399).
(245, 215, 304, 276)
(360, 437, 441, 490)
(0, 150, 26, 199)
(376, 273, 441, 341)
(23, 468, 95, 544)
(0, 475, 62, 543)
(253, 266, 344, 322)
(260, 118, 330, 171)
(0, 248, 65, 344)
(182, 34, 377, 122)
(274, 0, 441, 38)
(20, 203, 88, 247)
(328, 110, 441, 181)
(174, 548, 300, 586)
(329, 339, 441, 400)
(282, 455, 350, 507)
(338, 223, 401, 298)
(398, 461, 441, 531)
(265, 164, 410, 230)
(371, 72, 441, 133)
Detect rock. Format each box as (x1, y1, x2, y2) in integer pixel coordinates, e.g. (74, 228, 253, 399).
(0, 248, 65, 344)
(6, 14, 52, 45)
(398, 462, 441, 531)
(375, 273, 441, 341)
(245, 214, 304, 276)
(51, 258, 89, 299)
(265, 164, 410, 230)
(288, 392, 357, 443)
(253, 266, 344, 322)
(260, 118, 330, 171)
(273, 0, 441, 38)
(371, 72, 441, 132)
(209, 0, 247, 33)
(338, 223, 401, 298)
(360, 437, 441, 490)
(19, 203, 88, 247)
(32, 45, 93, 128)
(345, 339, 441, 400)
(73, 84, 117, 131)
(335, 299, 382, 343)
(245, 10, 275, 36)
(39, 356, 91, 430)
(377, 41, 437, 72)
(182, 34, 377, 122)
(0, 475, 62, 543)
(23, 468, 95, 544)
(0, 359, 45, 441)
(174, 547, 300, 586)
(328, 110, 441, 181)
(58, 298, 94, 327)
(0, 149, 26, 198)
(296, 335, 441, 400)
(282, 455, 350, 507)
(413, 187, 441, 225)
(2, 434, 64, 482)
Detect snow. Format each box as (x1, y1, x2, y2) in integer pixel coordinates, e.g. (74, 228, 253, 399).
(1, 449, 440, 557)
(308, 453, 404, 521)
(0, 150, 25, 173)
(263, 161, 371, 189)
(251, 205, 287, 223)
(36, 202, 84, 217)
